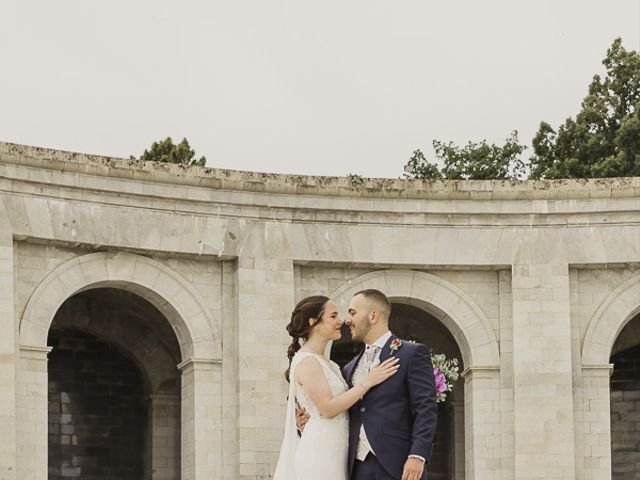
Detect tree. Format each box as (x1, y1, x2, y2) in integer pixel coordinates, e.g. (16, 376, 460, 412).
(403, 149, 442, 180)
(530, 38, 640, 179)
(404, 131, 526, 180)
(132, 137, 206, 167)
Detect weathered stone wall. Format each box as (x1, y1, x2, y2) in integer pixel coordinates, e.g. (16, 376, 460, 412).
(1, 142, 639, 479)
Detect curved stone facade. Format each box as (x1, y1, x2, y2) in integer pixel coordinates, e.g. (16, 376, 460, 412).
(0, 142, 639, 479)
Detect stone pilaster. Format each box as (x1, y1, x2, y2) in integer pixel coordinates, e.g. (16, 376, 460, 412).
(451, 399, 465, 480)
(580, 364, 613, 480)
(222, 261, 240, 480)
(512, 263, 576, 479)
(149, 394, 181, 480)
(179, 358, 223, 480)
(16, 345, 50, 480)
(236, 223, 295, 479)
(498, 269, 515, 479)
(463, 366, 501, 480)
(0, 235, 15, 479)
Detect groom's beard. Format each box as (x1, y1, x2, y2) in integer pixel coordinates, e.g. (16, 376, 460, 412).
(350, 323, 370, 344)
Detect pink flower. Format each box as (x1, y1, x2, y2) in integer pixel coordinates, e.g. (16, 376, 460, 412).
(389, 339, 402, 355)
(434, 367, 447, 395)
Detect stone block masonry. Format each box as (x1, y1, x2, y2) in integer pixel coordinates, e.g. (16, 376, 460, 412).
(0, 142, 639, 479)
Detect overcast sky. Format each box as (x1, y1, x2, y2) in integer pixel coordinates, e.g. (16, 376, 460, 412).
(2, 1, 639, 178)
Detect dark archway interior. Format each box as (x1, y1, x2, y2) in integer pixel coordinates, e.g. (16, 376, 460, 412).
(48, 329, 147, 480)
(610, 313, 640, 480)
(330, 302, 465, 480)
(47, 288, 182, 480)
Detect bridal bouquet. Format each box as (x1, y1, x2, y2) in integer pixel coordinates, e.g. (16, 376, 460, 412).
(431, 352, 460, 403)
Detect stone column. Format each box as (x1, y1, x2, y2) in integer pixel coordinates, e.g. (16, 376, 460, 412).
(222, 261, 239, 480)
(16, 345, 51, 480)
(463, 366, 501, 480)
(498, 269, 515, 479)
(580, 364, 613, 480)
(236, 223, 295, 479)
(451, 399, 465, 480)
(0, 236, 15, 479)
(512, 263, 576, 479)
(149, 394, 181, 480)
(179, 358, 223, 480)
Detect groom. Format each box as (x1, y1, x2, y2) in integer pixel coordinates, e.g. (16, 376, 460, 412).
(343, 289, 437, 480)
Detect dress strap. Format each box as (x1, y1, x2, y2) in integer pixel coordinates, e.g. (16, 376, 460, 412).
(289, 351, 318, 383)
(291, 351, 325, 368)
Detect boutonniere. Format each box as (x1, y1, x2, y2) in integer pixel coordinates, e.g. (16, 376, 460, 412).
(389, 339, 402, 356)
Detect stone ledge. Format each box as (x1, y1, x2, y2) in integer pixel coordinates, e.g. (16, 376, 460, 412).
(2, 141, 639, 201)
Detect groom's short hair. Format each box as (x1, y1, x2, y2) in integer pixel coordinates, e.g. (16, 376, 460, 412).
(354, 289, 391, 318)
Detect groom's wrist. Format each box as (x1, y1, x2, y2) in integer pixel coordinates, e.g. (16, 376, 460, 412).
(408, 454, 426, 463)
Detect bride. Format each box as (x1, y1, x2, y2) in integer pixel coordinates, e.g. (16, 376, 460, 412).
(273, 295, 399, 480)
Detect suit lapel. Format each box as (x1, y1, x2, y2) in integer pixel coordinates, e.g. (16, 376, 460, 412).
(378, 334, 398, 363)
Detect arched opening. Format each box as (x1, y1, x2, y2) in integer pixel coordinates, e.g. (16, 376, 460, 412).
(330, 301, 465, 480)
(17, 252, 221, 480)
(610, 312, 640, 480)
(47, 288, 182, 480)
(391, 303, 464, 480)
(328, 270, 500, 479)
(48, 329, 148, 479)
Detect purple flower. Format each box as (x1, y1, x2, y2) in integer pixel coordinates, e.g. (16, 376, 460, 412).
(434, 367, 447, 395)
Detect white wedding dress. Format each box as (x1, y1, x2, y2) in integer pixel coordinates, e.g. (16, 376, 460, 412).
(273, 351, 349, 480)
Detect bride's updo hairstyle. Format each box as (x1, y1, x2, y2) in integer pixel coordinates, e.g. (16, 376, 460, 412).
(284, 295, 329, 382)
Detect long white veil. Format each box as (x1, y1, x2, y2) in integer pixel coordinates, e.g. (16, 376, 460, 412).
(273, 366, 300, 479)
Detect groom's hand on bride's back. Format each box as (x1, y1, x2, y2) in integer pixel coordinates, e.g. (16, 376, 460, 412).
(295, 401, 310, 433)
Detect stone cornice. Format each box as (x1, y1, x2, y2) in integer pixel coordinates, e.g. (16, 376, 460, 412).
(461, 365, 500, 380)
(19, 345, 53, 360)
(1, 141, 639, 203)
(1, 142, 639, 230)
(581, 363, 615, 376)
(177, 357, 223, 373)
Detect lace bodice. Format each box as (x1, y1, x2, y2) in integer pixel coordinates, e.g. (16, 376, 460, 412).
(290, 351, 349, 422)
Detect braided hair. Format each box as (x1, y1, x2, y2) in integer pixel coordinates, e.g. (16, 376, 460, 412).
(284, 295, 329, 382)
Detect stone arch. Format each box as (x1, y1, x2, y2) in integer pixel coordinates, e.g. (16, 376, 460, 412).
(330, 269, 500, 368)
(52, 291, 181, 394)
(19, 251, 220, 361)
(582, 273, 640, 366)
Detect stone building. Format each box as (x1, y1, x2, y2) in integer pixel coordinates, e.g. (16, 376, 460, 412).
(0, 141, 638, 480)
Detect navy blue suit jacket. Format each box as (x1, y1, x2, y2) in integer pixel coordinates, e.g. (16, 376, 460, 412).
(342, 335, 437, 479)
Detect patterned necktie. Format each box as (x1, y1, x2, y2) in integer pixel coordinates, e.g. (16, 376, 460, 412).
(364, 345, 380, 371)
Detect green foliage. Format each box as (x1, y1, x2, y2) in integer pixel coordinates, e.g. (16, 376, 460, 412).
(530, 38, 640, 179)
(132, 137, 206, 167)
(404, 38, 640, 181)
(404, 131, 526, 180)
(404, 149, 442, 180)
